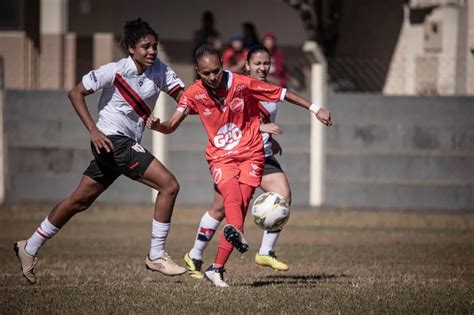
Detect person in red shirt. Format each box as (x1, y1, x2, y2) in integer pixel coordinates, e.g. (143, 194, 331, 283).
(262, 32, 288, 87)
(146, 44, 332, 287)
(222, 33, 248, 73)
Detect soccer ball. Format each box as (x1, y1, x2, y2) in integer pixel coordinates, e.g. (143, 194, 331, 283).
(251, 192, 290, 232)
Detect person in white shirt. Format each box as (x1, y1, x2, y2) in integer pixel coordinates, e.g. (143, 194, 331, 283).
(14, 18, 187, 284)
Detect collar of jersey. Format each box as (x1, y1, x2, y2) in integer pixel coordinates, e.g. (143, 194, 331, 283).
(126, 56, 151, 76)
(224, 70, 233, 90)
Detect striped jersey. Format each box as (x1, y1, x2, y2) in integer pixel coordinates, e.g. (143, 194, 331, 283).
(258, 101, 280, 157)
(82, 56, 184, 143)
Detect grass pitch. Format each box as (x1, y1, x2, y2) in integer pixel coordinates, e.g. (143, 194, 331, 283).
(1, 204, 473, 313)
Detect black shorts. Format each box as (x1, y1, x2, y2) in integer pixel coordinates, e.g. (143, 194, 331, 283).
(213, 156, 284, 193)
(83, 135, 155, 188)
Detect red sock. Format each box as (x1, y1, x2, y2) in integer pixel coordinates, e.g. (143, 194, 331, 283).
(214, 181, 256, 266)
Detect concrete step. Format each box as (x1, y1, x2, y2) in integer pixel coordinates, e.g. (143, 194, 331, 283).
(326, 180, 474, 210)
(9, 148, 92, 175)
(328, 94, 474, 124)
(327, 123, 474, 152)
(327, 150, 474, 182)
(9, 174, 151, 203)
(6, 90, 100, 120)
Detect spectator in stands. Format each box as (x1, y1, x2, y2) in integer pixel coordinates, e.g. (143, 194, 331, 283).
(222, 33, 248, 73)
(262, 32, 288, 87)
(193, 11, 223, 59)
(242, 22, 260, 48)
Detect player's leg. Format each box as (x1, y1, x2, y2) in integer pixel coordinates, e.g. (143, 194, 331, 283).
(256, 157, 291, 271)
(205, 177, 249, 287)
(185, 189, 224, 279)
(14, 169, 112, 284)
(218, 155, 263, 256)
(138, 158, 186, 276)
(221, 182, 255, 253)
(111, 136, 184, 276)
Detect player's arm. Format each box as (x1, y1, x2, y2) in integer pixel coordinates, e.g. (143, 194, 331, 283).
(259, 122, 283, 135)
(284, 90, 332, 127)
(68, 82, 114, 153)
(249, 78, 332, 127)
(168, 87, 184, 103)
(146, 110, 186, 134)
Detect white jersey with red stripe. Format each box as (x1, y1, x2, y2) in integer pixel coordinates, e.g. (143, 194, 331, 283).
(82, 56, 184, 143)
(258, 101, 279, 157)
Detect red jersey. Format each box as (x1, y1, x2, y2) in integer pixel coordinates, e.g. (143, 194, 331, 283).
(177, 71, 286, 162)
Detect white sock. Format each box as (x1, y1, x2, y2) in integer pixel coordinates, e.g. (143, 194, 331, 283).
(149, 220, 170, 260)
(259, 230, 281, 255)
(25, 217, 60, 256)
(189, 211, 221, 260)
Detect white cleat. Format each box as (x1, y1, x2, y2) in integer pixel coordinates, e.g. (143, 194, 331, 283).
(204, 265, 229, 288)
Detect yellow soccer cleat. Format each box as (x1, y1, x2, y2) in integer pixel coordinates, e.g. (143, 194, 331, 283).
(184, 253, 204, 279)
(255, 251, 289, 271)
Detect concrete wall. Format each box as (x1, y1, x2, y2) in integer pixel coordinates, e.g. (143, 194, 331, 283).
(4, 90, 473, 210)
(326, 94, 474, 210)
(384, 2, 473, 95)
(0, 32, 37, 89)
(68, 0, 306, 46)
(4, 91, 152, 204)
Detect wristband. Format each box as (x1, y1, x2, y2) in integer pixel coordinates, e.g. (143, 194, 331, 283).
(309, 103, 321, 114)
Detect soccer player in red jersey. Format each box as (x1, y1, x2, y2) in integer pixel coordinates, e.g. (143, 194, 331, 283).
(146, 44, 332, 287)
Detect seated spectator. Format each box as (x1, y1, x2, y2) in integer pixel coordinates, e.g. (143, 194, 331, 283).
(222, 33, 248, 73)
(242, 22, 260, 49)
(262, 32, 288, 87)
(193, 11, 223, 59)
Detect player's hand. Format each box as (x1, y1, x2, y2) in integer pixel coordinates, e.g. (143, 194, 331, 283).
(260, 123, 284, 135)
(270, 137, 283, 156)
(146, 116, 161, 130)
(89, 128, 114, 154)
(315, 108, 332, 126)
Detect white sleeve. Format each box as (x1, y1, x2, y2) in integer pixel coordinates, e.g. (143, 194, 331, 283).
(159, 60, 185, 95)
(82, 62, 116, 92)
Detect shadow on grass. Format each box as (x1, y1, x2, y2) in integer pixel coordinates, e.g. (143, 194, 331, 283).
(246, 273, 349, 287)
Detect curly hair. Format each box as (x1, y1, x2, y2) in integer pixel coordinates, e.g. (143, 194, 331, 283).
(122, 18, 158, 50)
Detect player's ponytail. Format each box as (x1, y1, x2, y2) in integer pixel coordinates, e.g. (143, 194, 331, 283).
(122, 18, 158, 51)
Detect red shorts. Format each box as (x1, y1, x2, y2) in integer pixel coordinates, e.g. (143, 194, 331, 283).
(209, 152, 264, 189)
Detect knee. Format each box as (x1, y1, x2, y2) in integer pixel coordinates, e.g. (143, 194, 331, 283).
(162, 178, 180, 197)
(67, 195, 94, 213)
(222, 192, 242, 206)
(209, 206, 225, 221)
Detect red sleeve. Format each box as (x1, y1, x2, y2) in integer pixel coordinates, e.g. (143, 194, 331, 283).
(246, 76, 285, 102)
(177, 90, 198, 115)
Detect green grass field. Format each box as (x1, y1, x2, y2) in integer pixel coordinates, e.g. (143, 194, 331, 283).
(1, 204, 473, 313)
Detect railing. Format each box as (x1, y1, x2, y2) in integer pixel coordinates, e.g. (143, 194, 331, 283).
(327, 58, 390, 93)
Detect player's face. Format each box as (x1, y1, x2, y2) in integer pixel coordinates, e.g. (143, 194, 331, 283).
(246, 51, 271, 82)
(196, 55, 224, 89)
(128, 34, 158, 73)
